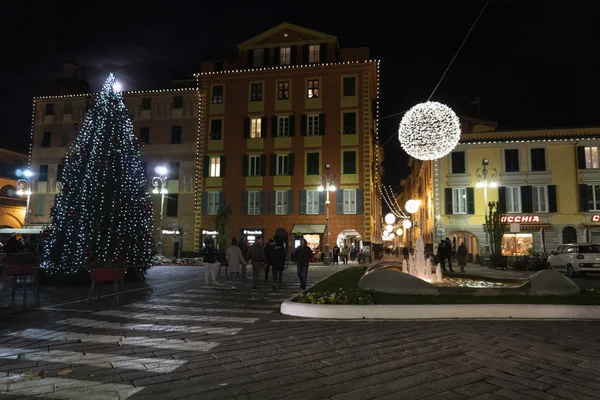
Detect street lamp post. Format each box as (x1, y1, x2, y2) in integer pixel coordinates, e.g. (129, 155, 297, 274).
(405, 199, 420, 250)
(152, 166, 169, 256)
(476, 159, 498, 257)
(16, 169, 33, 227)
(318, 165, 336, 265)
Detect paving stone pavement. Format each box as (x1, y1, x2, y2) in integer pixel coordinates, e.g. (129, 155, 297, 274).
(1, 264, 600, 399)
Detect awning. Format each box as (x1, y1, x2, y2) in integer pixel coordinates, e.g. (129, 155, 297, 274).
(505, 224, 551, 232)
(0, 228, 43, 235)
(291, 224, 326, 235)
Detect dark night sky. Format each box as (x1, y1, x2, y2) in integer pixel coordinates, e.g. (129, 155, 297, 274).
(2, 0, 599, 191)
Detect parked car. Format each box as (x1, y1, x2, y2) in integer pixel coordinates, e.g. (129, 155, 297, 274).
(547, 243, 600, 277)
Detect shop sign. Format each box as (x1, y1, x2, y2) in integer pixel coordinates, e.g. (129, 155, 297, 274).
(202, 230, 218, 235)
(500, 216, 540, 223)
(162, 229, 181, 235)
(591, 215, 600, 222)
(242, 229, 264, 235)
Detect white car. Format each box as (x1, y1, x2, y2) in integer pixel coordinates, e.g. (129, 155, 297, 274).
(547, 243, 600, 277)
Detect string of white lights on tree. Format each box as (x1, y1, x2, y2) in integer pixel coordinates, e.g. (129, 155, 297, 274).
(42, 74, 154, 275)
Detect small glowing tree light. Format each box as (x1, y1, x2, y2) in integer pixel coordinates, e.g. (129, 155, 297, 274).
(403, 219, 412, 229)
(385, 224, 394, 233)
(384, 213, 396, 225)
(396, 228, 403, 236)
(398, 101, 461, 161)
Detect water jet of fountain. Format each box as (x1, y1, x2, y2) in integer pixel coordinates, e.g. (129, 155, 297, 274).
(402, 236, 442, 283)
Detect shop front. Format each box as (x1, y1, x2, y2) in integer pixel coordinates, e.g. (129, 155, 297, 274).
(200, 229, 218, 250)
(585, 215, 600, 244)
(241, 228, 265, 246)
(162, 228, 183, 258)
(499, 215, 550, 256)
(290, 224, 326, 251)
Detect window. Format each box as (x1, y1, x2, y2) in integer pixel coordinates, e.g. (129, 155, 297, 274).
(588, 185, 600, 211)
(504, 149, 520, 172)
(307, 114, 319, 136)
(57, 164, 64, 182)
(343, 77, 356, 96)
(250, 83, 262, 102)
(307, 79, 320, 98)
(276, 154, 289, 176)
(275, 190, 288, 215)
(207, 192, 220, 215)
(209, 156, 221, 177)
(168, 162, 180, 180)
(212, 85, 224, 104)
(141, 98, 151, 110)
(172, 96, 183, 109)
(41, 131, 52, 148)
(171, 126, 182, 144)
(280, 47, 291, 65)
(531, 148, 546, 171)
(506, 187, 522, 213)
(451, 152, 466, 174)
(248, 191, 261, 215)
(39, 165, 49, 182)
(563, 227, 578, 244)
(249, 155, 261, 176)
(306, 152, 320, 175)
(306, 190, 320, 214)
(166, 194, 179, 217)
(343, 112, 356, 134)
(452, 188, 467, 214)
(585, 147, 599, 169)
(214, 61, 224, 72)
(308, 45, 320, 63)
(533, 186, 548, 212)
(343, 189, 357, 214)
(250, 118, 262, 139)
(210, 119, 222, 140)
(45, 104, 54, 116)
(63, 103, 73, 115)
(277, 81, 290, 100)
(139, 127, 150, 144)
(277, 116, 289, 137)
(59, 131, 69, 147)
(343, 151, 357, 174)
(253, 49, 264, 67)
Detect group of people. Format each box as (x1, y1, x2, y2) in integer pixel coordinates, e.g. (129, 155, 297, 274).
(436, 237, 468, 273)
(201, 236, 315, 292)
(331, 244, 357, 265)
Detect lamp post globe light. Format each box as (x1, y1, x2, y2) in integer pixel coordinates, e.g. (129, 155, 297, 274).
(152, 166, 169, 255)
(16, 169, 33, 226)
(404, 199, 420, 250)
(318, 166, 336, 265)
(475, 158, 498, 257)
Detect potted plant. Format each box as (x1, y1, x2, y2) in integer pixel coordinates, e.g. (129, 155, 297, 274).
(4, 254, 39, 277)
(88, 260, 127, 282)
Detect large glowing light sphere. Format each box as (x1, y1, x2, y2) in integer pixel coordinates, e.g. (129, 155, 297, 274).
(389, 233, 395, 239)
(396, 228, 403, 236)
(384, 213, 396, 225)
(398, 101, 461, 160)
(405, 199, 420, 214)
(385, 224, 394, 233)
(403, 219, 412, 229)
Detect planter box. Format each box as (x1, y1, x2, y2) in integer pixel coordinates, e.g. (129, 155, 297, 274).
(4, 265, 37, 276)
(90, 268, 125, 282)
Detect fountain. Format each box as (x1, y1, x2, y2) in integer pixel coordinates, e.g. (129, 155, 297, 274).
(403, 237, 443, 283)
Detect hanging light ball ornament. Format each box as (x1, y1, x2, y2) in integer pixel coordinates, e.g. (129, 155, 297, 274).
(398, 101, 461, 160)
(405, 199, 420, 214)
(384, 213, 396, 225)
(385, 224, 394, 233)
(389, 233, 395, 239)
(403, 219, 412, 229)
(396, 228, 403, 236)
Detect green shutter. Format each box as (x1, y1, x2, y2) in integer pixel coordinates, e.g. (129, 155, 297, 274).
(445, 188, 453, 215)
(287, 190, 294, 215)
(242, 155, 249, 176)
(318, 192, 325, 214)
(34, 194, 46, 216)
(289, 115, 296, 136)
(260, 154, 267, 176)
(242, 191, 248, 215)
(269, 191, 276, 214)
(261, 117, 268, 138)
(270, 154, 277, 176)
(301, 115, 307, 136)
(548, 185, 557, 213)
(220, 156, 226, 177)
(319, 113, 326, 135)
(271, 116, 278, 137)
(274, 47, 280, 65)
(288, 153, 295, 175)
(336, 189, 344, 214)
(201, 192, 207, 215)
(299, 190, 306, 215)
(243, 118, 250, 138)
(219, 192, 226, 211)
(466, 187, 475, 215)
(259, 191, 266, 215)
(356, 189, 364, 214)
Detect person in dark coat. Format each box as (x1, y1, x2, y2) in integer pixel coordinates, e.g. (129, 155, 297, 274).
(5, 234, 19, 254)
(238, 236, 249, 279)
(264, 239, 274, 281)
(445, 237, 454, 272)
(295, 239, 312, 290)
(202, 241, 218, 284)
(270, 240, 286, 291)
(437, 240, 448, 273)
(457, 242, 468, 272)
(332, 244, 340, 265)
(402, 247, 409, 261)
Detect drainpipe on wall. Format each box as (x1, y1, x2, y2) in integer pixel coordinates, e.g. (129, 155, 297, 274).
(575, 141, 586, 243)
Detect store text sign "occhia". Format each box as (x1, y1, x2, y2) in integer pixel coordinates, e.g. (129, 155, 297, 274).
(500, 216, 540, 223)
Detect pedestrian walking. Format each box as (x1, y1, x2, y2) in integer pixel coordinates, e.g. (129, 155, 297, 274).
(238, 236, 249, 279)
(249, 235, 266, 291)
(402, 247, 409, 261)
(295, 239, 312, 290)
(457, 242, 468, 272)
(445, 237, 454, 272)
(264, 239, 274, 281)
(333, 244, 340, 265)
(271, 240, 286, 291)
(340, 245, 348, 265)
(226, 237, 246, 289)
(202, 241, 218, 284)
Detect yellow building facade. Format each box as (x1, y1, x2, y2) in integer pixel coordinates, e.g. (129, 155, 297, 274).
(433, 126, 600, 260)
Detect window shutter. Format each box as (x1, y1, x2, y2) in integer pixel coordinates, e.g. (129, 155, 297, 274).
(201, 191, 207, 215)
(548, 185, 557, 213)
(290, 46, 297, 64)
(242, 155, 249, 177)
(356, 189, 364, 214)
(244, 117, 250, 139)
(274, 47, 280, 65)
(261, 117, 268, 138)
(287, 190, 294, 214)
(320, 43, 327, 62)
(445, 188, 453, 215)
(300, 190, 306, 215)
(302, 44, 309, 63)
(260, 154, 267, 176)
(219, 192, 226, 211)
(521, 186, 533, 213)
(497, 186, 506, 212)
(466, 187, 475, 215)
(288, 153, 295, 175)
(301, 115, 307, 136)
(336, 189, 344, 214)
(319, 113, 326, 135)
(269, 190, 276, 214)
(271, 116, 278, 137)
(242, 191, 248, 215)
(289, 115, 296, 136)
(318, 191, 326, 214)
(577, 146, 586, 169)
(247, 50, 252, 68)
(270, 154, 277, 176)
(259, 191, 266, 215)
(579, 184, 589, 212)
(220, 156, 226, 177)
(263, 48, 269, 66)
(202, 156, 209, 177)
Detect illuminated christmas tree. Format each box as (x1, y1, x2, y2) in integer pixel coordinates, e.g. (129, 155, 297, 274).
(43, 73, 153, 275)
